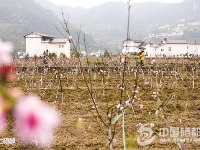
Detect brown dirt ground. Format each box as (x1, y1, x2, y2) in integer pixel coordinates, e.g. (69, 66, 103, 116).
(0, 58, 200, 150)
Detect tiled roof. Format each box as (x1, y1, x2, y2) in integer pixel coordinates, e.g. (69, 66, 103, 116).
(50, 39, 68, 43)
(24, 32, 54, 38)
(187, 41, 200, 45)
(165, 40, 200, 45)
(166, 40, 187, 44)
(136, 41, 148, 48)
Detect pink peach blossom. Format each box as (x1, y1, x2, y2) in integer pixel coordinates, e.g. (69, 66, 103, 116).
(121, 58, 125, 64)
(113, 138, 117, 143)
(0, 97, 7, 134)
(0, 65, 16, 81)
(0, 112, 6, 134)
(14, 95, 60, 147)
(120, 106, 124, 111)
(116, 104, 121, 109)
(122, 49, 128, 55)
(135, 90, 139, 93)
(150, 123, 155, 128)
(152, 92, 158, 95)
(125, 100, 130, 106)
(0, 39, 13, 64)
(140, 104, 144, 109)
(137, 123, 143, 127)
(151, 59, 156, 64)
(155, 110, 159, 115)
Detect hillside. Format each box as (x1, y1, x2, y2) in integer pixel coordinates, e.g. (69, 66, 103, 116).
(1, 0, 199, 53)
(0, 0, 95, 53)
(34, 0, 200, 50)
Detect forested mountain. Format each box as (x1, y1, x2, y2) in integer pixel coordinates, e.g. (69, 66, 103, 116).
(0, 0, 200, 53)
(34, 0, 200, 50)
(0, 0, 95, 53)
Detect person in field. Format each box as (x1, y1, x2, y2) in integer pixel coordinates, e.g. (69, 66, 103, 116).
(139, 47, 145, 66)
(43, 50, 48, 65)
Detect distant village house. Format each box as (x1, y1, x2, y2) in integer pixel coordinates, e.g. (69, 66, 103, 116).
(24, 32, 71, 58)
(153, 40, 200, 57)
(122, 39, 135, 53)
(123, 39, 200, 57)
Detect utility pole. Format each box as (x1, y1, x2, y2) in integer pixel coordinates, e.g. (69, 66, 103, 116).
(126, 0, 132, 40)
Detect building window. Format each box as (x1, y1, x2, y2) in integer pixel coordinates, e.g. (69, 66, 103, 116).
(59, 45, 64, 48)
(161, 49, 164, 51)
(168, 47, 171, 51)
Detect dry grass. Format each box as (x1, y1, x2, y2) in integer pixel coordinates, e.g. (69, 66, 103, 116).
(0, 57, 200, 149)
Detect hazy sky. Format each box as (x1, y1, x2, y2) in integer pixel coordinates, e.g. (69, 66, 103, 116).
(48, 0, 184, 8)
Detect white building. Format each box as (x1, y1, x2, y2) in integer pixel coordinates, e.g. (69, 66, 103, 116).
(136, 40, 200, 58)
(24, 32, 71, 58)
(122, 40, 135, 54)
(154, 40, 200, 57)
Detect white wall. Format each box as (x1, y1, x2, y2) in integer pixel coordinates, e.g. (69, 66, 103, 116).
(188, 45, 199, 56)
(26, 37, 42, 57)
(122, 40, 136, 53)
(144, 44, 155, 57)
(156, 43, 192, 57)
(43, 42, 70, 58)
(157, 44, 200, 57)
(146, 43, 200, 57)
(138, 43, 200, 58)
(25, 36, 71, 58)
